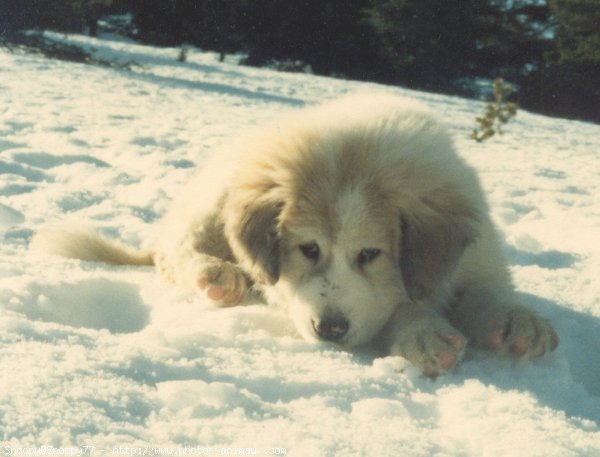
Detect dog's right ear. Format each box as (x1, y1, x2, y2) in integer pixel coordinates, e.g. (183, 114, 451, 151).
(398, 185, 480, 301)
(224, 193, 283, 285)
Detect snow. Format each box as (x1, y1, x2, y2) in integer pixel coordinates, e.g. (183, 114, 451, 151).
(1, 32, 599, 455)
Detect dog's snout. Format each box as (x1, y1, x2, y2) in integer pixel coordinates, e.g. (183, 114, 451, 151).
(312, 315, 349, 341)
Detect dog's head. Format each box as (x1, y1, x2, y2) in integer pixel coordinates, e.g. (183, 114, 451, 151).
(224, 107, 480, 347)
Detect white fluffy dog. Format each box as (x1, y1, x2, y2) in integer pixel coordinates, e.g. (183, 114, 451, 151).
(32, 94, 558, 377)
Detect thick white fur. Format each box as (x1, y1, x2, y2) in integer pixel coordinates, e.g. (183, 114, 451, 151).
(31, 93, 558, 377)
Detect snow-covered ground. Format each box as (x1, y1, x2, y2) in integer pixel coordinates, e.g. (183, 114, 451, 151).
(1, 33, 599, 455)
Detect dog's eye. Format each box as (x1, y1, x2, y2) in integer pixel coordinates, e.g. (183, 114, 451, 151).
(357, 248, 381, 266)
(299, 243, 320, 262)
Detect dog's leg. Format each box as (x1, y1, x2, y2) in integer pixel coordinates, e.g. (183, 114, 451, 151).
(444, 224, 559, 359)
(153, 213, 251, 307)
(447, 283, 559, 359)
(381, 302, 467, 378)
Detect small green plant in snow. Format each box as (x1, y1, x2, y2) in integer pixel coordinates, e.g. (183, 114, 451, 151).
(471, 78, 518, 142)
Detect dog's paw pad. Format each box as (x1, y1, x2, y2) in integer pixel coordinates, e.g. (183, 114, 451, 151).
(196, 261, 249, 307)
(488, 308, 559, 359)
(222, 291, 242, 307)
(391, 321, 467, 379)
(198, 280, 245, 307)
(488, 328, 504, 350)
(447, 334, 467, 350)
(431, 333, 467, 373)
(417, 342, 464, 379)
(511, 338, 530, 357)
(205, 285, 227, 301)
(437, 350, 458, 371)
(197, 277, 210, 290)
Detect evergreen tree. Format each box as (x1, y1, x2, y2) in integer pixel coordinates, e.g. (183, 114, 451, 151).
(130, 0, 246, 60)
(478, 0, 552, 80)
(129, 0, 189, 45)
(363, 0, 498, 89)
(240, 0, 378, 78)
(131, 0, 379, 77)
(1, 0, 114, 38)
(550, 0, 600, 65)
(520, 0, 600, 122)
(363, 0, 552, 90)
(195, 0, 248, 61)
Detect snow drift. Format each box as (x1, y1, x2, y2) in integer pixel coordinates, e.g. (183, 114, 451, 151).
(0, 33, 599, 455)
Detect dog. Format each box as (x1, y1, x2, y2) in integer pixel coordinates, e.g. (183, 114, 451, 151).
(31, 93, 559, 377)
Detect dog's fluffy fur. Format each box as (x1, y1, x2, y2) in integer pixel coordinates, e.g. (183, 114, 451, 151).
(32, 94, 558, 377)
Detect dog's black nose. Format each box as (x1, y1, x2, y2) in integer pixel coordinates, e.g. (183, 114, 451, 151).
(312, 316, 349, 341)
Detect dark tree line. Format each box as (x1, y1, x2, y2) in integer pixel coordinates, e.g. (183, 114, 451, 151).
(2, 0, 599, 123)
(0, 0, 116, 37)
(520, 0, 600, 122)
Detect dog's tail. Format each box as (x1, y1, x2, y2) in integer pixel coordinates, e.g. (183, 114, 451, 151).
(30, 225, 154, 266)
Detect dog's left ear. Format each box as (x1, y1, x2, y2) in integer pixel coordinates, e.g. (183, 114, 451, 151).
(399, 185, 479, 300)
(224, 194, 283, 285)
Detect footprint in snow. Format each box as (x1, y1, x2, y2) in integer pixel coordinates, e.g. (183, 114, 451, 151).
(14, 279, 150, 334)
(0, 203, 25, 229)
(11, 151, 110, 169)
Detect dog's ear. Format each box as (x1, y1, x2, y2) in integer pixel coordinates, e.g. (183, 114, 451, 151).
(399, 186, 479, 300)
(224, 194, 283, 285)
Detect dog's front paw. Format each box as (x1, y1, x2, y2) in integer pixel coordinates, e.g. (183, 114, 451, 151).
(196, 259, 250, 307)
(390, 318, 467, 378)
(486, 307, 559, 359)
